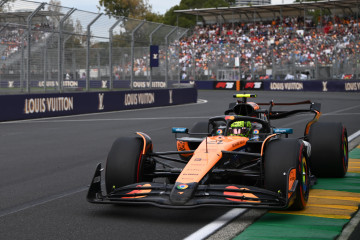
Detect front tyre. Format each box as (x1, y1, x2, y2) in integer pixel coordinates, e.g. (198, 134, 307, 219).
(105, 135, 154, 194)
(264, 139, 310, 210)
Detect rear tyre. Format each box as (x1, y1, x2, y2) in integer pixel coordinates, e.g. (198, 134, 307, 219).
(105, 135, 154, 194)
(308, 122, 348, 177)
(264, 139, 310, 210)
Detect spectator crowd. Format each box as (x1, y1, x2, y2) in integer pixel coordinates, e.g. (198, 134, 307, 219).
(1, 14, 360, 81)
(179, 14, 360, 80)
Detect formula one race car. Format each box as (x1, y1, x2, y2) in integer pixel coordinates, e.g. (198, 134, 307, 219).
(87, 94, 348, 210)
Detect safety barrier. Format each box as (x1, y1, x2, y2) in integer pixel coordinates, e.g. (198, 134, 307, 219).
(181, 80, 360, 92)
(0, 87, 197, 122)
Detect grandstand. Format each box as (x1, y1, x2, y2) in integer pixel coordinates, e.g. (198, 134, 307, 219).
(175, 0, 360, 81)
(0, 0, 360, 94)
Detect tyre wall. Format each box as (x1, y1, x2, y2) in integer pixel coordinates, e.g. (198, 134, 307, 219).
(0, 87, 197, 122)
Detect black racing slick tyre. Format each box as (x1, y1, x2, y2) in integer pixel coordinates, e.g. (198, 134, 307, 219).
(105, 135, 154, 194)
(264, 139, 310, 210)
(308, 122, 348, 178)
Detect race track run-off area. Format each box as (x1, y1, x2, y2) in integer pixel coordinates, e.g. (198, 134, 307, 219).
(235, 145, 360, 240)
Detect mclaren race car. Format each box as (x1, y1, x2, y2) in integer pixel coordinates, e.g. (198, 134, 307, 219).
(87, 94, 348, 210)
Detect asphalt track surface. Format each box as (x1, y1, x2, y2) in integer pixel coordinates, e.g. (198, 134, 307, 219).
(0, 90, 359, 240)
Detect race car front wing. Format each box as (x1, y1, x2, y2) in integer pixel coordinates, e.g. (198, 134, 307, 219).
(87, 163, 293, 209)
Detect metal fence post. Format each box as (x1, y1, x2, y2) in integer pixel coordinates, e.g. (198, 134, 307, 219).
(109, 17, 123, 90)
(165, 27, 177, 86)
(315, 39, 319, 80)
(251, 52, 255, 80)
(72, 48, 76, 80)
(86, 13, 102, 92)
(239, 44, 242, 81)
(176, 29, 189, 86)
(21, 34, 25, 92)
(0, 1, 9, 8)
(58, 8, 76, 93)
(131, 21, 145, 89)
(149, 23, 163, 88)
(43, 33, 56, 92)
(269, 44, 273, 80)
(43, 41, 47, 92)
(356, 3, 359, 79)
(192, 45, 196, 80)
(26, 2, 46, 93)
(62, 34, 71, 85)
(97, 50, 101, 80)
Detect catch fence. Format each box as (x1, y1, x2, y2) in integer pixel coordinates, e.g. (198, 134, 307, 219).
(1, 0, 359, 95)
(0, 0, 189, 93)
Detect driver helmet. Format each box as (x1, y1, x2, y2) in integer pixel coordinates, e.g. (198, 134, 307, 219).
(229, 121, 252, 137)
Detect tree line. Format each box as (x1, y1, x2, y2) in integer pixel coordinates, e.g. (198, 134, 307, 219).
(98, 0, 236, 28)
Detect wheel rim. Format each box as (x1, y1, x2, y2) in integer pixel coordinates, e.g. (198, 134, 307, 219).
(300, 156, 309, 200)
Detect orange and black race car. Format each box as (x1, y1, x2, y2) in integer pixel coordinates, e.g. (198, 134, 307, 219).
(87, 94, 348, 210)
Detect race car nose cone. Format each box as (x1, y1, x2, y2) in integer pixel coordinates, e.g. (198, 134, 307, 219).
(170, 182, 197, 205)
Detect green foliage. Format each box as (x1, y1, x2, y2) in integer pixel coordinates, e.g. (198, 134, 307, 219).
(163, 5, 195, 28)
(144, 11, 164, 23)
(98, 0, 234, 27)
(99, 0, 150, 18)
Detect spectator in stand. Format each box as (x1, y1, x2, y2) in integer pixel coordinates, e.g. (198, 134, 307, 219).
(178, 14, 360, 80)
(1, 15, 359, 80)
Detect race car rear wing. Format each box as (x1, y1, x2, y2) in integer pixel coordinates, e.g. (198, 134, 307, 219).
(257, 100, 321, 117)
(256, 100, 321, 136)
(232, 94, 321, 137)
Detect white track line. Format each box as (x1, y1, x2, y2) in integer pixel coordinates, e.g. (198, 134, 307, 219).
(338, 208, 360, 240)
(0, 187, 87, 218)
(349, 130, 360, 142)
(183, 131, 360, 240)
(183, 209, 247, 240)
